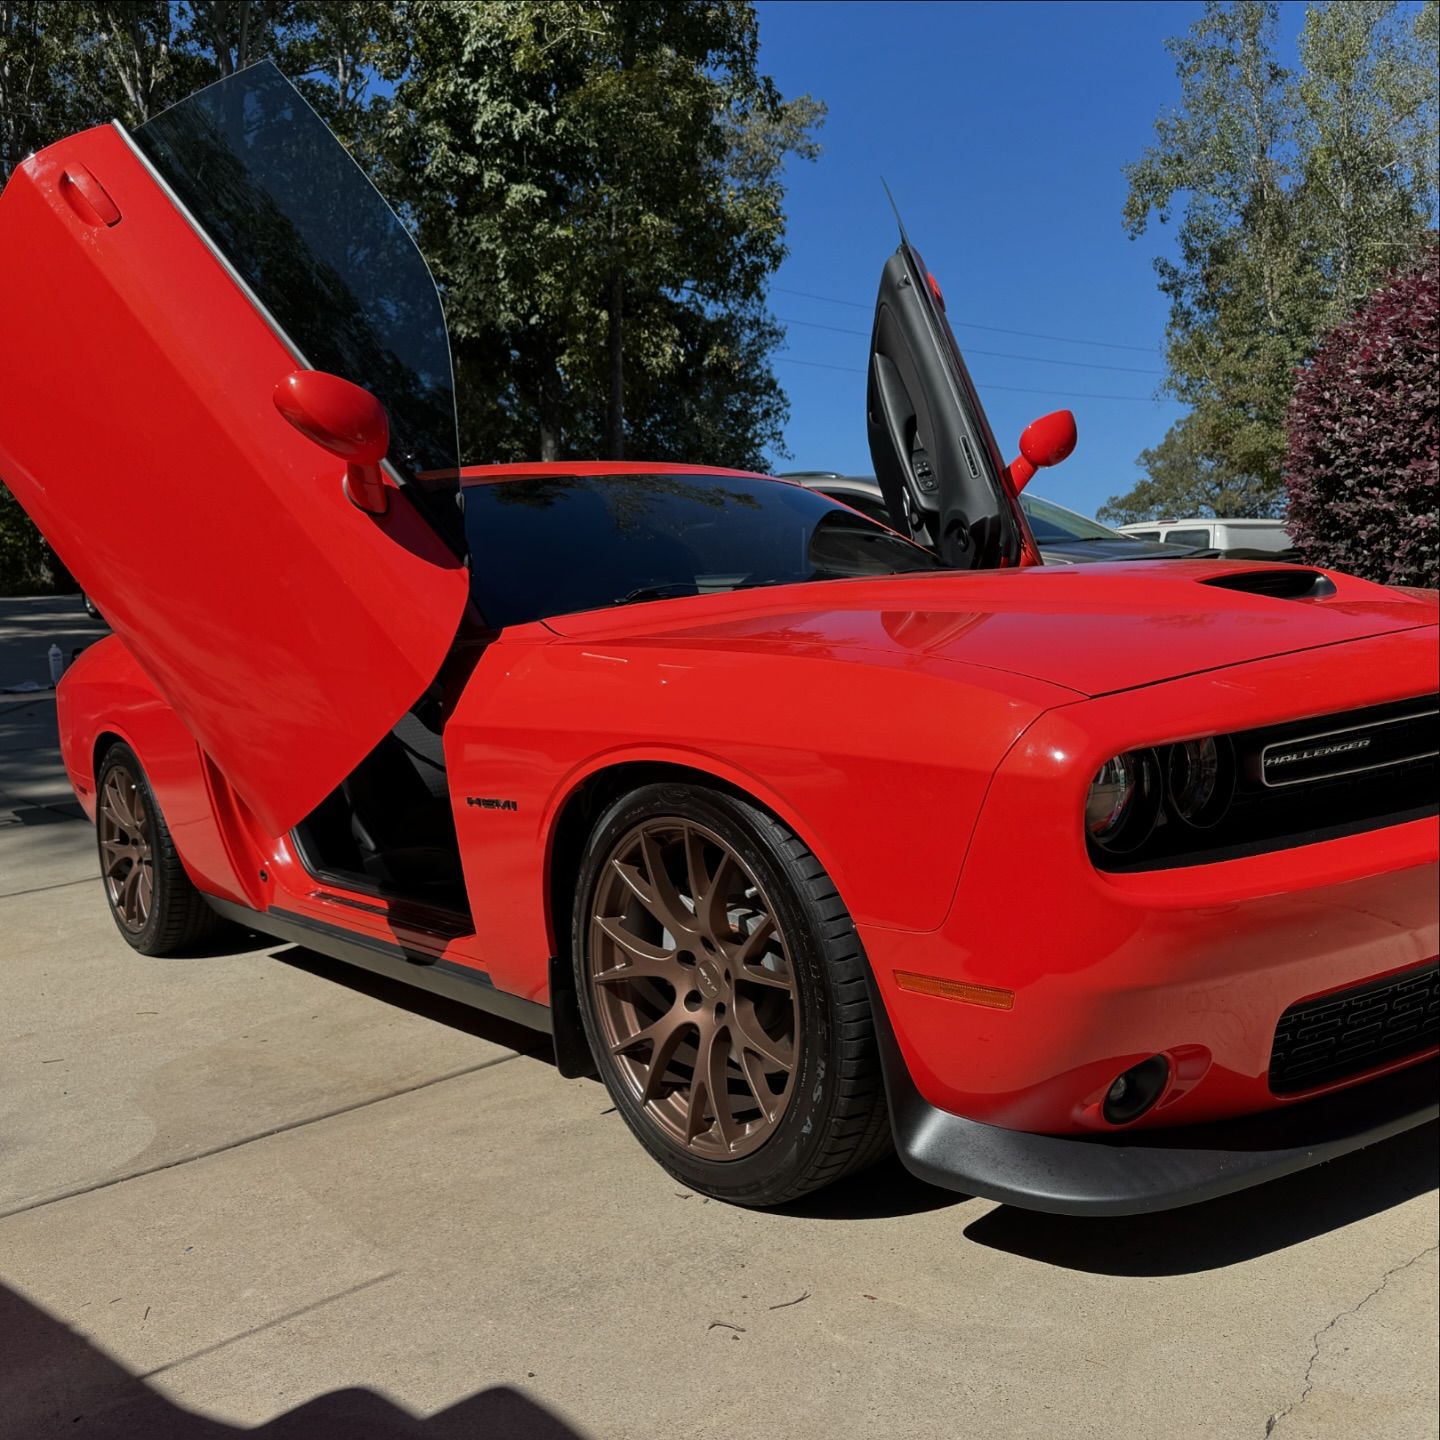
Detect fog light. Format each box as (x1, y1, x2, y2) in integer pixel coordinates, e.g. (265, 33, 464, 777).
(1102, 1054, 1170, 1125)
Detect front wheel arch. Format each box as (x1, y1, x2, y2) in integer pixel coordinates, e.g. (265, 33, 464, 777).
(93, 728, 128, 779)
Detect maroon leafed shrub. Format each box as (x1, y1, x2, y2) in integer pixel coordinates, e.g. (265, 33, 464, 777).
(1284, 245, 1439, 587)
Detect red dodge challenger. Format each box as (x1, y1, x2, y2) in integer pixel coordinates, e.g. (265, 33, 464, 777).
(2, 65, 1436, 1213)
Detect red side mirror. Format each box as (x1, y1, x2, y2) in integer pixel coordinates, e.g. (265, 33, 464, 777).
(273, 370, 390, 514)
(1006, 409, 1077, 493)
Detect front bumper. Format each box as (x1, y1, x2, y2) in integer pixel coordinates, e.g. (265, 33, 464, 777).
(864, 631, 1440, 1134)
(871, 988, 1439, 1215)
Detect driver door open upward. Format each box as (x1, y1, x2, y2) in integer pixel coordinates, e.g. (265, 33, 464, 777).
(0, 65, 469, 837)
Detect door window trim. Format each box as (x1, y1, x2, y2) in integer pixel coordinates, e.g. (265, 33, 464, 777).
(113, 117, 414, 501)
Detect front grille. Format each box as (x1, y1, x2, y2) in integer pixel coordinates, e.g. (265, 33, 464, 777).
(1269, 961, 1440, 1094)
(1256, 701, 1438, 787)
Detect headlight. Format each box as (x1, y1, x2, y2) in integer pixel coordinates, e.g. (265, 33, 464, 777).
(1167, 735, 1235, 828)
(1085, 749, 1161, 852)
(1086, 754, 1137, 837)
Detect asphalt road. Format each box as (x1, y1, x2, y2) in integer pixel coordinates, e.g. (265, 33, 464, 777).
(1, 595, 1436, 1439)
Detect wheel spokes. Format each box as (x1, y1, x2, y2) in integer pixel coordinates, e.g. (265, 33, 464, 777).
(635, 1011, 691, 1103)
(701, 1025, 739, 1149)
(104, 773, 138, 833)
(592, 916, 677, 981)
(731, 997, 793, 1071)
(99, 764, 153, 931)
(610, 851, 692, 940)
(119, 862, 140, 924)
(732, 915, 792, 990)
(590, 816, 800, 1160)
(737, 1043, 779, 1125)
(638, 829, 694, 936)
(697, 851, 740, 940)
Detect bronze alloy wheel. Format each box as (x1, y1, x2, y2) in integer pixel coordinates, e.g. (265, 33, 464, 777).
(98, 762, 153, 932)
(588, 818, 800, 1160)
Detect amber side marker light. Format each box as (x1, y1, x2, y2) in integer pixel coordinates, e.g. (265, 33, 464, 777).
(894, 971, 1015, 1010)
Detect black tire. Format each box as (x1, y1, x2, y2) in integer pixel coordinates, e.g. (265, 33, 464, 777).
(95, 742, 223, 956)
(573, 781, 891, 1206)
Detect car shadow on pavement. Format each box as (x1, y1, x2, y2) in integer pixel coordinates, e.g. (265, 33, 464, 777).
(268, 943, 559, 1064)
(776, 1153, 967, 1220)
(1, 1284, 593, 1439)
(962, 1121, 1439, 1275)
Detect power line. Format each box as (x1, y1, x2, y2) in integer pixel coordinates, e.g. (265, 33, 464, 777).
(777, 315, 1164, 375)
(772, 284, 1161, 355)
(775, 355, 1178, 404)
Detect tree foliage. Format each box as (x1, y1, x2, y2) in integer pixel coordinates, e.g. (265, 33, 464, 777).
(1097, 413, 1281, 525)
(385, 0, 819, 466)
(1109, 0, 1438, 522)
(0, 0, 817, 590)
(1284, 245, 1438, 586)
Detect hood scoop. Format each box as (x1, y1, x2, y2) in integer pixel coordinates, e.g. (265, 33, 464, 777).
(1202, 568, 1337, 600)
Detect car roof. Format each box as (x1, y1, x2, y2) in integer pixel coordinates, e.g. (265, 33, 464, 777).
(456, 460, 779, 487)
(1120, 517, 1286, 527)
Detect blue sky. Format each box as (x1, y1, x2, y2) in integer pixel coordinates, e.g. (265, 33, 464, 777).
(756, 0, 1307, 519)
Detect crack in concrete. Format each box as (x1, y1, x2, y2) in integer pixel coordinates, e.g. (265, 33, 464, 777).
(0, 874, 96, 900)
(137, 1270, 402, 1379)
(0, 1051, 522, 1221)
(1263, 1243, 1439, 1436)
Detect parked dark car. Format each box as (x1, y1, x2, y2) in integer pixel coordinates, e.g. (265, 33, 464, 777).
(781, 473, 1215, 564)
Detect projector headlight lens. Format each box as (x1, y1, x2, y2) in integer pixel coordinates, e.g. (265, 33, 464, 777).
(1086, 753, 1138, 839)
(1085, 750, 1161, 852)
(1167, 736, 1235, 828)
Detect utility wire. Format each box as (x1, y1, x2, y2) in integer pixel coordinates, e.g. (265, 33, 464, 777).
(773, 284, 1161, 354)
(778, 315, 1164, 375)
(775, 354, 1177, 404)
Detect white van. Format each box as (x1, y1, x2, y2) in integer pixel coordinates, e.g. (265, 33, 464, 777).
(1116, 518, 1293, 556)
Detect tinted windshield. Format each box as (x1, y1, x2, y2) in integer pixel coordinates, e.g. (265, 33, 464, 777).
(132, 63, 459, 491)
(464, 473, 944, 627)
(1020, 494, 1127, 543)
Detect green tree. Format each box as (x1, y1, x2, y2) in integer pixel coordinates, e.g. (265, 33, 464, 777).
(1097, 413, 1281, 525)
(385, 0, 821, 467)
(1, 1, 816, 590)
(1295, 0, 1440, 319)
(1, 2, 86, 180)
(0, 2, 405, 591)
(1109, 0, 1438, 522)
(0, 3, 394, 176)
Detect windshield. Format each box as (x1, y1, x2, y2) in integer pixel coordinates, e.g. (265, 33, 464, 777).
(131, 62, 459, 497)
(463, 473, 944, 627)
(1020, 494, 1127, 544)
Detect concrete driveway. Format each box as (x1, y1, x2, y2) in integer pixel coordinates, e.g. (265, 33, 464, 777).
(1, 596, 1436, 1440)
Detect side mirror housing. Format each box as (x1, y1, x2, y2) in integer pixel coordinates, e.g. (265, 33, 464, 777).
(273, 370, 390, 514)
(1006, 409, 1077, 493)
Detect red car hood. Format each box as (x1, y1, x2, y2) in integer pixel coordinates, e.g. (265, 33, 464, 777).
(542, 561, 1439, 698)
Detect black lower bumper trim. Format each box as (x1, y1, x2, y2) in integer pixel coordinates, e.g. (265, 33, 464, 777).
(869, 983, 1438, 1216)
